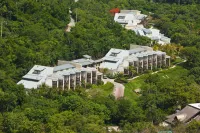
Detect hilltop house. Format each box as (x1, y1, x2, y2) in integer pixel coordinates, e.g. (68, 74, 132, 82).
(113, 9, 171, 45)
(114, 10, 147, 28)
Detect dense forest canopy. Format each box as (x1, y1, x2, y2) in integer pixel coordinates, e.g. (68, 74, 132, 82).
(1, 0, 200, 132)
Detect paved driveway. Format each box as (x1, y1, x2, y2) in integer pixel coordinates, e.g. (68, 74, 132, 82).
(102, 79, 124, 99)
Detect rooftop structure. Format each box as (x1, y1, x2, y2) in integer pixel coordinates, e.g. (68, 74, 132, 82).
(72, 58, 94, 67)
(17, 65, 54, 89)
(133, 28, 171, 45)
(83, 55, 91, 59)
(99, 48, 129, 72)
(161, 103, 200, 127)
(53, 63, 75, 72)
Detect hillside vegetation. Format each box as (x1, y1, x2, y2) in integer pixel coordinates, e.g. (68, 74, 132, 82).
(1, 0, 200, 132)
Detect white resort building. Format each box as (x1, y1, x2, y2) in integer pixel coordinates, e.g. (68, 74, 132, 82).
(17, 56, 103, 90)
(114, 9, 171, 45)
(99, 45, 170, 75)
(18, 45, 170, 89)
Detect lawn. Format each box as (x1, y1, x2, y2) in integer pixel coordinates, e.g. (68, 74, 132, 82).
(124, 64, 188, 103)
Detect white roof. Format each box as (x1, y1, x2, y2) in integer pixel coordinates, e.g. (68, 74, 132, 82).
(150, 29, 160, 38)
(100, 62, 118, 70)
(105, 48, 129, 58)
(114, 13, 138, 24)
(189, 103, 200, 110)
(123, 60, 129, 68)
(120, 10, 141, 15)
(138, 30, 145, 36)
(54, 63, 75, 72)
(100, 48, 129, 70)
(18, 80, 42, 89)
(17, 65, 54, 89)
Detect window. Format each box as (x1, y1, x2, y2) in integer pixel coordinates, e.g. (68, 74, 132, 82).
(110, 53, 117, 57)
(118, 16, 125, 19)
(105, 60, 117, 63)
(32, 70, 40, 74)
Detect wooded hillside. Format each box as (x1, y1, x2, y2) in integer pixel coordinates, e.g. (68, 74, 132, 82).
(1, 0, 200, 132)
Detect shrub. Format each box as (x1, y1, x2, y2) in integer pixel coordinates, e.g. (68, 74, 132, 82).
(114, 77, 128, 83)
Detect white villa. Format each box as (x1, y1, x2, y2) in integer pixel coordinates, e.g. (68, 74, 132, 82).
(114, 9, 171, 45)
(114, 10, 147, 29)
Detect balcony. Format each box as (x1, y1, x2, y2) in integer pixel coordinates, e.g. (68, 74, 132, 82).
(87, 73, 91, 78)
(64, 81, 69, 88)
(76, 81, 80, 85)
(52, 81, 57, 88)
(97, 75, 102, 81)
(81, 76, 85, 81)
(92, 78, 96, 84)
(70, 79, 74, 86)
(162, 55, 165, 59)
(76, 77, 80, 81)
(58, 80, 63, 89)
(87, 77, 91, 83)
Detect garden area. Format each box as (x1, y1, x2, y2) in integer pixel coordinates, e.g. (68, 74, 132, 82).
(124, 64, 188, 102)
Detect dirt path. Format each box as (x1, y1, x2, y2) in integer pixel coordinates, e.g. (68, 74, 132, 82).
(66, 0, 79, 32)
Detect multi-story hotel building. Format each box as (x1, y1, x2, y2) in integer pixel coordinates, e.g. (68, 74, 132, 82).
(46, 66, 102, 90)
(99, 45, 170, 75)
(17, 59, 103, 89)
(17, 45, 170, 89)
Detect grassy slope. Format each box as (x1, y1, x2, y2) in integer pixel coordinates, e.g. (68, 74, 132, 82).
(124, 64, 188, 103)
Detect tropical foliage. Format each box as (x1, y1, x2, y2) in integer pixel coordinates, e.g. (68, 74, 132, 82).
(1, 0, 200, 132)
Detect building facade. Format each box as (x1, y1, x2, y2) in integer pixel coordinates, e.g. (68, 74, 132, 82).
(99, 46, 170, 75)
(46, 67, 102, 90)
(127, 50, 170, 73)
(18, 56, 103, 90)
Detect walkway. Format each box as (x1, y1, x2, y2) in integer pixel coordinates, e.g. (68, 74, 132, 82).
(102, 78, 125, 99)
(128, 59, 186, 80)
